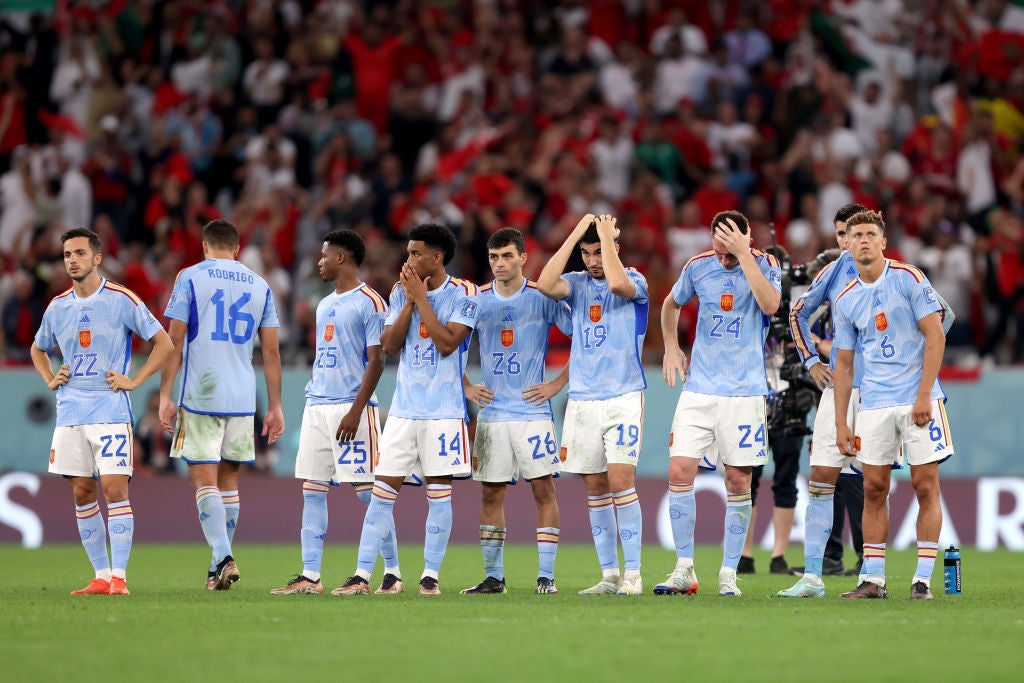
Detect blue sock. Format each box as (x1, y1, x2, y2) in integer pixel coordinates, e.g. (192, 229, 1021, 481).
(424, 484, 453, 574)
(480, 525, 506, 579)
(613, 488, 642, 571)
(208, 489, 240, 573)
(76, 502, 110, 578)
(668, 483, 696, 559)
(355, 481, 398, 577)
(587, 493, 619, 572)
(863, 543, 886, 584)
(804, 481, 836, 578)
(195, 486, 231, 565)
(301, 481, 330, 578)
(914, 541, 938, 584)
(537, 527, 559, 580)
(106, 500, 134, 578)
(356, 483, 400, 575)
(722, 490, 753, 571)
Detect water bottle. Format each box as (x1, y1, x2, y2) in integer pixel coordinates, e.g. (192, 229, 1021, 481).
(943, 545, 961, 595)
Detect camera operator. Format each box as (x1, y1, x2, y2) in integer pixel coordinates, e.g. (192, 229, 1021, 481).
(738, 244, 826, 575)
(778, 205, 955, 597)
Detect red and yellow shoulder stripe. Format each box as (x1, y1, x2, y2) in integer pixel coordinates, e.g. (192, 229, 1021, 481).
(104, 280, 144, 305)
(479, 282, 494, 292)
(525, 279, 539, 290)
(358, 284, 387, 312)
(834, 277, 860, 306)
(887, 260, 926, 282)
(450, 277, 478, 295)
(682, 250, 715, 270)
(390, 281, 401, 296)
(51, 286, 74, 303)
(751, 248, 780, 268)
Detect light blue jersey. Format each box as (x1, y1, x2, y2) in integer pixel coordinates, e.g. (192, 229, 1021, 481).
(387, 276, 479, 420)
(833, 260, 944, 409)
(790, 250, 865, 387)
(35, 279, 164, 426)
(671, 249, 782, 396)
(305, 283, 388, 406)
(164, 258, 279, 416)
(562, 269, 648, 401)
(475, 279, 572, 421)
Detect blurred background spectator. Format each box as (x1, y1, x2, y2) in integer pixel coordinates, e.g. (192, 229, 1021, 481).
(0, 0, 1021, 370)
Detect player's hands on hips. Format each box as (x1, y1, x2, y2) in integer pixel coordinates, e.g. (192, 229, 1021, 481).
(159, 396, 177, 435)
(836, 423, 857, 457)
(523, 380, 560, 405)
(663, 347, 688, 387)
(570, 213, 596, 243)
(594, 214, 620, 241)
(400, 263, 429, 305)
(912, 395, 932, 427)
(809, 363, 833, 391)
(715, 218, 749, 258)
(335, 408, 361, 443)
(105, 370, 137, 392)
(47, 364, 70, 390)
(262, 405, 285, 445)
(465, 383, 493, 408)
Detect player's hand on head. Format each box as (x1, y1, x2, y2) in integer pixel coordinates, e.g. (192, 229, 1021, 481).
(595, 214, 617, 239)
(47, 364, 71, 390)
(335, 409, 360, 443)
(158, 396, 177, 435)
(662, 348, 688, 388)
(571, 213, 597, 240)
(262, 405, 285, 445)
(715, 218, 749, 257)
(809, 363, 833, 390)
(105, 370, 137, 392)
(465, 383, 493, 408)
(912, 396, 932, 427)
(523, 380, 558, 405)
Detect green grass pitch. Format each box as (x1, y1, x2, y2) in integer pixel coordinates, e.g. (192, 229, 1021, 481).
(2, 543, 1022, 682)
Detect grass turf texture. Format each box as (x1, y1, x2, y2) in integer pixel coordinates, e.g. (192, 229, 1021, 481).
(2, 544, 1022, 682)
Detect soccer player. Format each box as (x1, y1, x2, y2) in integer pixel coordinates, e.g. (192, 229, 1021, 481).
(654, 211, 781, 598)
(779, 204, 954, 598)
(334, 223, 478, 596)
(31, 227, 173, 596)
(460, 227, 571, 595)
(537, 213, 650, 596)
(159, 219, 284, 591)
(270, 230, 403, 596)
(832, 210, 953, 600)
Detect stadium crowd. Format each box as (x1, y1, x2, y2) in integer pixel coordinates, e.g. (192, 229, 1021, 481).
(1, 0, 1024, 372)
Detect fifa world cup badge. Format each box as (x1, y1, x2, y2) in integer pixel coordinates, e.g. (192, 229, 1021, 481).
(874, 312, 888, 331)
(720, 293, 734, 311)
(589, 305, 602, 322)
(324, 323, 335, 341)
(501, 328, 514, 347)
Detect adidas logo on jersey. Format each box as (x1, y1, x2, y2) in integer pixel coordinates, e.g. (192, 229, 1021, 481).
(847, 267, 857, 276)
(724, 279, 735, 288)
(874, 297, 883, 306)
(934, 444, 946, 452)
(79, 315, 90, 324)
(594, 293, 603, 302)
(502, 313, 515, 322)
(451, 458, 461, 466)
(550, 457, 560, 465)
(354, 466, 366, 474)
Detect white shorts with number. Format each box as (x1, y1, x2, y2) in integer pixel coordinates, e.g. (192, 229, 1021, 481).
(472, 419, 561, 483)
(856, 399, 954, 467)
(670, 392, 769, 468)
(49, 423, 134, 477)
(294, 403, 380, 483)
(375, 417, 470, 479)
(170, 409, 255, 464)
(560, 391, 644, 474)
(810, 386, 861, 474)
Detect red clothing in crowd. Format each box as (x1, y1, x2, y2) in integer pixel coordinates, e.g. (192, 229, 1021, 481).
(345, 33, 402, 133)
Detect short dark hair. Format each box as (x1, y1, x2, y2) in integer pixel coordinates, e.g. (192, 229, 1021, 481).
(580, 221, 600, 244)
(202, 219, 240, 249)
(409, 223, 457, 265)
(60, 227, 101, 253)
(847, 209, 886, 234)
(711, 210, 749, 234)
(486, 227, 525, 254)
(323, 229, 366, 266)
(834, 203, 868, 225)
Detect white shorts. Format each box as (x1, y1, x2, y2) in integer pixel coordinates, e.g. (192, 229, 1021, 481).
(294, 403, 380, 483)
(560, 391, 644, 474)
(49, 423, 134, 477)
(669, 392, 768, 468)
(472, 419, 561, 483)
(170, 409, 255, 464)
(375, 417, 471, 479)
(810, 386, 861, 474)
(856, 399, 954, 467)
